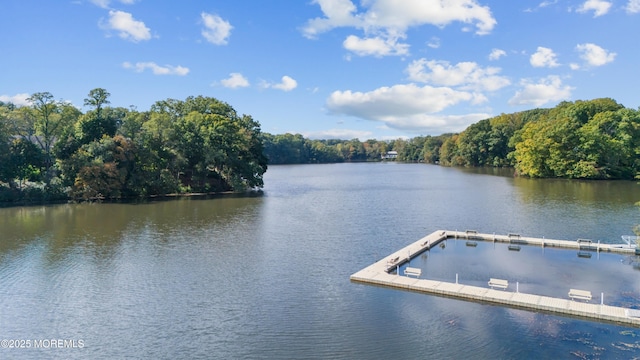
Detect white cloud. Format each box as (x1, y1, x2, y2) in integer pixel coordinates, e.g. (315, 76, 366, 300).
(220, 73, 250, 88)
(123, 62, 189, 75)
(102, 10, 151, 42)
(406, 59, 510, 92)
(343, 34, 409, 57)
(576, 43, 616, 66)
(327, 84, 475, 118)
(201, 12, 232, 45)
(324, 83, 490, 132)
(489, 48, 506, 60)
(0, 93, 31, 107)
(91, 0, 137, 8)
(262, 76, 298, 91)
(627, 0, 640, 13)
(508, 76, 573, 107)
(303, 129, 374, 140)
(302, 0, 359, 38)
(303, 0, 496, 57)
(427, 37, 440, 49)
(530, 46, 560, 68)
(539, 0, 559, 8)
(525, 1, 559, 12)
(577, 0, 612, 17)
(274, 76, 298, 91)
(91, 0, 110, 8)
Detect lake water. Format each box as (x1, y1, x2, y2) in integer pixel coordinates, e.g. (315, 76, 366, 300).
(1, 163, 639, 359)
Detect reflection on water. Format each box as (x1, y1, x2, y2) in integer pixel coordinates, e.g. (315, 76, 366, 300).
(0, 163, 639, 359)
(401, 238, 640, 307)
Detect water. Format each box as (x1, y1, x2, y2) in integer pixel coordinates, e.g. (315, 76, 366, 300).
(1, 163, 639, 359)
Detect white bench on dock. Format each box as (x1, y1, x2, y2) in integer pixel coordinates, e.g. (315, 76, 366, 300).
(404, 267, 422, 278)
(568, 289, 592, 301)
(488, 278, 508, 290)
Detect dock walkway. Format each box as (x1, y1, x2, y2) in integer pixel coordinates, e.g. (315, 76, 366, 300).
(350, 230, 640, 328)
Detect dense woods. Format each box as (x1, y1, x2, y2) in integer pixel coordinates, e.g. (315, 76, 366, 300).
(0, 89, 267, 203)
(263, 98, 640, 180)
(1, 93, 639, 204)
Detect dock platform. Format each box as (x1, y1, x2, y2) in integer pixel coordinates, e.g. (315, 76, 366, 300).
(350, 230, 640, 328)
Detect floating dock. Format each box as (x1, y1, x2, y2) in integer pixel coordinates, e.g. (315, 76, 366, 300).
(350, 230, 640, 328)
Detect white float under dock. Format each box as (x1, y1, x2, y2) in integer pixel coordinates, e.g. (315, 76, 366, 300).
(350, 230, 640, 328)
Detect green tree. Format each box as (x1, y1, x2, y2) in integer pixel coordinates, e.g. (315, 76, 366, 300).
(512, 99, 638, 179)
(0, 107, 15, 184)
(156, 96, 267, 192)
(26, 92, 77, 179)
(70, 135, 137, 200)
(576, 108, 640, 179)
(84, 88, 111, 119)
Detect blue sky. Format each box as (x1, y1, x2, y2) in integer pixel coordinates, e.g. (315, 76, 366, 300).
(1, 0, 639, 140)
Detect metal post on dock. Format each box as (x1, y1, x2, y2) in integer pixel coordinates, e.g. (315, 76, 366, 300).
(456, 273, 458, 284)
(516, 282, 519, 293)
(601, 292, 604, 305)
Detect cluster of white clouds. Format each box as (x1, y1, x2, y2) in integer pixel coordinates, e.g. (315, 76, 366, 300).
(303, 0, 496, 57)
(312, 0, 627, 133)
(217, 74, 298, 92)
(325, 83, 491, 133)
(122, 62, 189, 76)
(5, 0, 634, 137)
(99, 8, 232, 46)
(406, 59, 510, 93)
(93, 3, 297, 92)
(575, 0, 640, 16)
(530, 0, 640, 15)
(508, 76, 574, 107)
(326, 38, 617, 132)
(529, 43, 616, 70)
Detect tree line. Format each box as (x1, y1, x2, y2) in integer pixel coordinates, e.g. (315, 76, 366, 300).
(2, 94, 639, 204)
(0, 89, 267, 203)
(263, 98, 640, 180)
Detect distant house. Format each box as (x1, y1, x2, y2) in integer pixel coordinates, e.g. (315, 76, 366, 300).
(381, 151, 397, 160)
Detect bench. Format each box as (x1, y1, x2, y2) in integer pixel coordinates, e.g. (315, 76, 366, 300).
(568, 289, 592, 301)
(404, 267, 422, 278)
(488, 278, 509, 290)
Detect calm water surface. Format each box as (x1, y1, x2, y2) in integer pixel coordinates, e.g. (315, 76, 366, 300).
(1, 163, 639, 359)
